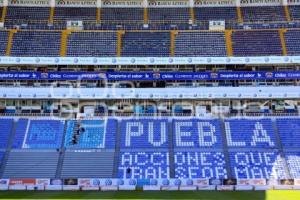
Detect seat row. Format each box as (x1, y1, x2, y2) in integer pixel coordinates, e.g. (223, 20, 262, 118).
(0, 30, 300, 57)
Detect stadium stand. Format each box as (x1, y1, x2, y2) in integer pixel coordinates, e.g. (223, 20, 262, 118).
(5, 6, 50, 21)
(231, 30, 283, 56)
(174, 32, 227, 56)
(66, 31, 117, 57)
(0, 31, 9, 56)
(61, 151, 115, 178)
(229, 150, 287, 179)
(3, 151, 59, 178)
(241, 6, 286, 22)
(284, 30, 300, 55)
(0, 119, 13, 149)
(24, 119, 64, 149)
(64, 120, 106, 148)
(289, 5, 300, 20)
(54, 7, 96, 21)
(121, 32, 170, 57)
(1, 4, 300, 192)
(101, 8, 144, 23)
(148, 8, 190, 23)
(194, 7, 237, 21)
(10, 31, 61, 57)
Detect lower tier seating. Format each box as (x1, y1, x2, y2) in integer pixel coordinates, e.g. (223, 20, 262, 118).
(0, 117, 299, 179)
(61, 151, 115, 178)
(3, 151, 59, 178)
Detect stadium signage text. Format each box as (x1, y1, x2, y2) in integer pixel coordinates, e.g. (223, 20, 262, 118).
(1, 71, 300, 81)
(240, 0, 281, 6)
(56, 0, 96, 7)
(194, 0, 235, 7)
(9, 0, 49, 6)
(102, 0, 143, 7)
(148, 0, 189, 7)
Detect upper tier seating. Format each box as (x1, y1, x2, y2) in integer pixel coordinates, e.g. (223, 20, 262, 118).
(230, 150, 287, 179)
(289, 6, 300, 20)
(10, 31, 61, 57)
(276, 118, 300, 149)
(224, 119, 277, 148)
(121, 32, 170, 57)
(174, 151, 227, 179)
(23, 120, 65, 149)
(0, 119, 13, 149)
(120, 119, 169, 148)
(6, 6, 50, 21)
(0, 31, 8, 56)
(241, 6, 286, 22)
(174, 32, 227, 56)
(148, 8, 190, 23)
(67, 31, 117, 57)
(232, 30, 283, 56)
(54, 8, 96, 21)
(101, 8, 144, 23)
(65, 120, 106, 148)
(284, 30, 300, 56)
(118, 151, 170, 179)
(172, 119, 223, 149)
(195, 7, 237, 21)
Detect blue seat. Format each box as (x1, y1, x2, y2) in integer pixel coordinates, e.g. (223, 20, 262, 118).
(0, 119, 13, 149)
(24, 120, 65, 149)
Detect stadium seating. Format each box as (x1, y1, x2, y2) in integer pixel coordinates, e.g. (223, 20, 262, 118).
(276, 118, 300, 149)
(10, 31, 61, 57)
(120, 118, 169, 148)
(174, 32, 227, 56)
(23, 119, 65, 149)
(195, 7, 237, 21)
(285, 151, 300, 178)
(61, 151, 115, 178)
(241, 6, 286, 22)
(0, 119, 13, 149)
(173, 119, 223, 149)
(121, 32, 170, 57)
(284, 30, 300, 55)
(289, 6, 300, 20)
(6, 6, 50, 21)
(148, 8, 190, 23)
(12, 119, 28, 149)
(224, 118, 277, 148)
(229, 150, 287, 179)
(174, 151, 227, 179)
(231, 30, 283, 56)
(0, 116, 299, 180)
(0, 31, 8, 56)
(3, 151, 59, 178)
(118, 151, 170, 179)
(64, 120, 106, 148)
(54, 8, 96, 21)
(101, 8, 144, 23)
(66, 31, 117, 57)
